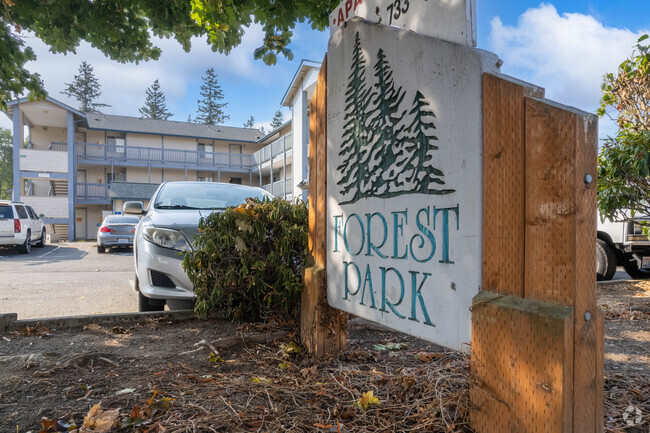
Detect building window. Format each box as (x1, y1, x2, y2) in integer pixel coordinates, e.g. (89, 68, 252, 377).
(229, 177, 242, 185)
(198, 176, 213, 182)
(107, 136, 125, 153)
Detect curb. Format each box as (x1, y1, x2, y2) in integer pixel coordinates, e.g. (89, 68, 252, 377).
(597, 279, 635, 286)
(0, 310, 220, 334)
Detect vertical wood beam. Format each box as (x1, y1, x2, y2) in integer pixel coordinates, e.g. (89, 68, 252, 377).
(301, 55, 348, 356)
(482, 74, 526, 297)
(473, 73, 603, 433)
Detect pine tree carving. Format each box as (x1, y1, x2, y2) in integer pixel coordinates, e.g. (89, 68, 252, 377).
(402, 91, 454, 194)
(337, 32, 373, 204)
(336, 38, 456, 204)
(366, 48, 407, 197)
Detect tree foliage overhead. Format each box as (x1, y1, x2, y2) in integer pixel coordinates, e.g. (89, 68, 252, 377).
(139, 79, 173, 120)
(597, 34, 650, 222)
(61, 61, 110, 113)
(196, 67, 229, 125)
(1, 0, 339, 109)
(0, 128, 12, 200)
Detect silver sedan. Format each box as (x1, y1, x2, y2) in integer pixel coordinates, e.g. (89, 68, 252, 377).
(124, 182, 271, 312)
(97, 215, 139, 253)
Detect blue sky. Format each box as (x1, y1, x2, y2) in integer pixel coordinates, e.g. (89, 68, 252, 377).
(1, 1, 648, 137)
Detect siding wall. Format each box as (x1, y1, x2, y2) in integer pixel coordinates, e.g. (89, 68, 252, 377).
(292, 91, 304, 199)
(128, 133, 162, 148)
(20, 149, 68, 173)
(163, 169, 187, 182)
(22, 197, 68, 219)
(30, 127, 67, 150)
(163, 136, 195, 151)
(85, 130, 105, 143)
(127, 167, 163, 183)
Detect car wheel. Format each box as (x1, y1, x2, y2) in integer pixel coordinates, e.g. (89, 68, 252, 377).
(622, 255, 650, 279)
(166, 299, 195, 311)
(136, 277, 165, 312)
(596, 239, 616, 281)
(34, 228, 46, 248)
(97, 245, 105, 253)
(17, 231, 32, 254)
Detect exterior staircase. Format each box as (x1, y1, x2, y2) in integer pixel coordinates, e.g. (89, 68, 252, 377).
(49, 180, 68, 196)
(51, 224, 69, 241)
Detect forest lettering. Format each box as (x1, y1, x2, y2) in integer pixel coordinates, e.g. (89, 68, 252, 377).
(332, 204, 459, 326)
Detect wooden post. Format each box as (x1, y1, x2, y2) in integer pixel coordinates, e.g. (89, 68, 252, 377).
(301, 56, 348, 356)
(471, 73, 604, 433)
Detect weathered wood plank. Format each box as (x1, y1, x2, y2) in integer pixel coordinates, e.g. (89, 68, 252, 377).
(301, 55, 348, 356)
(471, 291, 574, 433)
(482, 73, 526, 297)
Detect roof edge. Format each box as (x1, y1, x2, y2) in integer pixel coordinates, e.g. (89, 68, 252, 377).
(281, 59, 322, 107)
(7, 96, 86, 118)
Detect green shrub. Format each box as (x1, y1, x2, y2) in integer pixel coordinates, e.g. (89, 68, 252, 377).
(183, 197, 308, 321)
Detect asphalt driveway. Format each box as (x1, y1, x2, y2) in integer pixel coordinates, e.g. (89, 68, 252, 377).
(0, 242, 138, 320)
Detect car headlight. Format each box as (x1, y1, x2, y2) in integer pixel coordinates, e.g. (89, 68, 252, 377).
(142, 225, 192, 252)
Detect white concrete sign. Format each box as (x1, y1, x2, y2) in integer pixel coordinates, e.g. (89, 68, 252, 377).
(327, 19, 498, 351)
(329, 0, 477, 47)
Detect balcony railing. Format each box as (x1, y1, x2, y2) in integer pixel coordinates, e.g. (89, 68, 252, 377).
(49, 142, 258, 170)
(77, 183, 109, 200)
(254, 134, 292, 165)
(263, 178, 293, 197)
(49, 142, 68, 151)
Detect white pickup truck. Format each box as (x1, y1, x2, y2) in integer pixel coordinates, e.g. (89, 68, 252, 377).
(0, 201, 46, 254)
(597, 217, 650, 280)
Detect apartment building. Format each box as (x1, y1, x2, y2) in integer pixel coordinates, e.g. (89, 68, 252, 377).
(4, 59, 321, 241)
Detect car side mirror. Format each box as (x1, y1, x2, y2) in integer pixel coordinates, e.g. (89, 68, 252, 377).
(123, 201, 144, 215)
(39, 214, 45, 218)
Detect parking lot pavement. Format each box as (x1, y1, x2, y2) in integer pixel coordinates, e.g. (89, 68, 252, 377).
(0, 242, 138, 320)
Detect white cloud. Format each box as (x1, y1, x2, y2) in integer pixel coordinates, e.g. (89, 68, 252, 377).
(489, 3, 649, 138)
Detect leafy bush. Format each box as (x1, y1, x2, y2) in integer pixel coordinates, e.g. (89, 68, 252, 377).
(183, 198, 308, 321)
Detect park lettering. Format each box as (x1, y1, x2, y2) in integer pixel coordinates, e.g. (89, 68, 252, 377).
(332, 204, 459, 327)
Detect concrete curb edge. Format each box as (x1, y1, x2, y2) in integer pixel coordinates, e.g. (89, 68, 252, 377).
(0, 310, 220, 333)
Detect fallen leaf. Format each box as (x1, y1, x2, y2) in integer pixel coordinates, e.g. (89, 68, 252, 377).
(278, 361, 291, 369)
(373, 342, 409, 351)
(284, 341, 304, 354)
(415, 351, 443, 363)
(355, 390, 381, 409)
(301, 365, 317, 377)
(313, 422, 334, 429)
(209, 352, 224, 363)
(79, 403, 119, 432)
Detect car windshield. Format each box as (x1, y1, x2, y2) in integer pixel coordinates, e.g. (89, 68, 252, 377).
(104, 216, 139, 224)
(154, 183, 270, 210)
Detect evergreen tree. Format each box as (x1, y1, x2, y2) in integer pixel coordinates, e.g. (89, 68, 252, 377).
(270, 110, 285, 129)
(196, 68, 229, 125)
(402, 91, 453, 194)
(337, 32, 374, 205)
(243, 115, 255, 128)
(0, 129, 12, 200)
(139, 79, 173, 120)
(187, 115, 193, 123)
(366, 48, 407, 196)
(61, 61, 110, 113)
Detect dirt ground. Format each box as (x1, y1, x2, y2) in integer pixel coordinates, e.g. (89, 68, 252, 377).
(0, 282, 648, 433)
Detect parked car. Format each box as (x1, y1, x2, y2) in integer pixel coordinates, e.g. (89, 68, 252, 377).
(125, 182, 271, 312)
(97, 215, 139, 253)
(597, 215, 650, 280)
(0, 200, 46, 254)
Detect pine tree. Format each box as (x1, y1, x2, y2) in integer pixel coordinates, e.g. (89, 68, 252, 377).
(337, 32, 374, 205)
(187, 115, 193, 123)
(243, 115, 255, 128)
(270, 110, 285, 129)
(366, 49, 407, 197)
(61, 61, 111, 113)
(402, 91, 453, 194)
(196, 68, 229, 125)
(139, 79, 173, 120)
